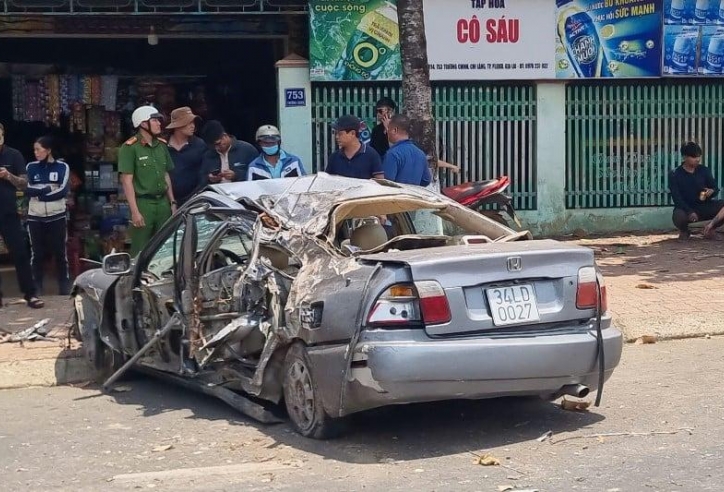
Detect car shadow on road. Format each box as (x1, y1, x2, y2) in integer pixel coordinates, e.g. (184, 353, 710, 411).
(561, 232, 724, 284)
(74, 375, 605, 464)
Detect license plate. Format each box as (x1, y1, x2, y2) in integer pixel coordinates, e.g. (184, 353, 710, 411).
(485, 284, 540, 326)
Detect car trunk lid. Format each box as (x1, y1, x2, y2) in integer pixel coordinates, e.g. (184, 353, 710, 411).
(359, 240, 596, 336)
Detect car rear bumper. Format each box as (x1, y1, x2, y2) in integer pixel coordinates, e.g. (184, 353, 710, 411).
(341, 323, 623, 415)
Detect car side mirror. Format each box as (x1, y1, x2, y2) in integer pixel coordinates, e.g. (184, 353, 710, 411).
(102, 252, 132, 276)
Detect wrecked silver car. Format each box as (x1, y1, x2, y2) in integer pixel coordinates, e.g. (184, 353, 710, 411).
(72, 174, 623, 438)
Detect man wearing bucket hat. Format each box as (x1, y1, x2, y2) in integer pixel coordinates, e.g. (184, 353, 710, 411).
(166, 106, 206, 205)
(119, 105, 177, 256)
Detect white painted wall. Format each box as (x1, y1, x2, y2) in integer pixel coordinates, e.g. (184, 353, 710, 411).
(276, 55, 313, 173)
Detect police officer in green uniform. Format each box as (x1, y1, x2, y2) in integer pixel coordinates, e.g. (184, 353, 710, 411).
(119, 105, 177, 256)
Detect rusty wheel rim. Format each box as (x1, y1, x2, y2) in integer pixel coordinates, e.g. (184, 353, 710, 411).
(286, 360, 315, 431)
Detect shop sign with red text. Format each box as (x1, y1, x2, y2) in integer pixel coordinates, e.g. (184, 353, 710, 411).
(424, 0, 557, 80)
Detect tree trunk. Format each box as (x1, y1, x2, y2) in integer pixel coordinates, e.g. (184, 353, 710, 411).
(397, 0, 437, 172)
(397, 0, 442, 235)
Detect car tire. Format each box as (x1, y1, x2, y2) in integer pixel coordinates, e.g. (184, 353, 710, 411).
(282, 342, 346, 439)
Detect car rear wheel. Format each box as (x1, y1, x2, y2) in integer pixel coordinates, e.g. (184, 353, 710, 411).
(282, 343, 345, 439)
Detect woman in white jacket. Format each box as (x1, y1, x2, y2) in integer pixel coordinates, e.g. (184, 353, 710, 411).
(25, 136, 71, 295)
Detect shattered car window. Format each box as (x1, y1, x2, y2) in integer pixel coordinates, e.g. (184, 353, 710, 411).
(146, 215, 223, 279)
(147, 224, 185, 279)
(218, 230, 253, 260)
(196, 215, 223, 253)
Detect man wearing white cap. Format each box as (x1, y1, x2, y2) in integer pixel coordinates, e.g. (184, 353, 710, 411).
(118, 105, 177, 256)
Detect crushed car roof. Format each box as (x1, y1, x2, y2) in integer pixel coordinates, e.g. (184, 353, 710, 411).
(206, 173, 450, 230)
(208, 172, 444, 205)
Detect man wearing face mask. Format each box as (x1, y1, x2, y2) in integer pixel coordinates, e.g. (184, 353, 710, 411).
(247, 125, 306, 180)
(119, 105, 177, 256)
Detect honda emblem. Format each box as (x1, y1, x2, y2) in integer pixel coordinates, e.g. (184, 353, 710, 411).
(506, 256, 522, 272)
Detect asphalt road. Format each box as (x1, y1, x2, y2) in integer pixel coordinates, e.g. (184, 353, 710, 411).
(1, 337, 722, 492)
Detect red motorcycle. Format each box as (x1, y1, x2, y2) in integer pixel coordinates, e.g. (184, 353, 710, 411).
(441, 176, 521, 228)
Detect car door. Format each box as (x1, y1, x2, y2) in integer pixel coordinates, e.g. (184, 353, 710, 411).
(130, 200, 224, 346)
(194, 213, 258, 340)
(131, 214, 187, 352)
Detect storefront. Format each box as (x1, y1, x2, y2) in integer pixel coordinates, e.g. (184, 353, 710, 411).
(0, 1, 307, 285)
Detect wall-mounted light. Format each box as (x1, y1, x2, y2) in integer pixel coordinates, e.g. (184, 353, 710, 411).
(148, 26, 159, 46)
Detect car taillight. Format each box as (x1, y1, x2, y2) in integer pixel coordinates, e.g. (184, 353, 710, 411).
(576, 266, 608, 312)
(367, 284, 421, 326)
(367, 281, 451, 327)
(416, 280, 452, 325)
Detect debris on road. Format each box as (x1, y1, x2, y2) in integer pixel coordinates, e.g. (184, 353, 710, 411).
(67, 381, 92, 389)
(0, 318, 52, 343)
(471, 453, 500, 466)
(551, 427, 694, 445)
(152, 445, 174, 452)
(561, 398, 592, 412)
(536, 431, 553, 442)
(111, 385, 133, 393)
(635, 283, 658, 290)
(635, 335, 658, 345)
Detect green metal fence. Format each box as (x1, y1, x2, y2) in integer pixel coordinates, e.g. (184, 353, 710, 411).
(311, 82, 538, 211)
(566, 80, 724, 209)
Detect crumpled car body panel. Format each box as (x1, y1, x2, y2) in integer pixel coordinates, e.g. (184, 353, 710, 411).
(72, 173, 622, 425)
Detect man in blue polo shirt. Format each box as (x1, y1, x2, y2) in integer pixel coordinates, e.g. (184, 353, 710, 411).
(382, 114, 432, 187)
(326, 115, 384, 179)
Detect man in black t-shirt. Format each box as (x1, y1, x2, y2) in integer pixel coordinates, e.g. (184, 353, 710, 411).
(0, 123, 43, 308)
(370, 97, 396, 158)
(668, 141, 724, 240)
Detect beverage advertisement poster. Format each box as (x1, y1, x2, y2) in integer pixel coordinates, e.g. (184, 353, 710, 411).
(423, 0, 556, 80)
(699, 25, 724, 73)
(555, 0, 664, 78)
(664, 0, 724, 24)
(309, 0, 402, 82)
(663, 25, 700, 74)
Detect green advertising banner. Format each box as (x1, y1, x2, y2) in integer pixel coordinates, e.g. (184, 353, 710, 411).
(309, 0, 402, 82)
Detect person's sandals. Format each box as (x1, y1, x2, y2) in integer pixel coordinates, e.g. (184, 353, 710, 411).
(26, 297, 45, 309)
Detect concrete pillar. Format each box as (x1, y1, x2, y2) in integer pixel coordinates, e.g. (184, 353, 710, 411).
(527, 82, 567, 233)
(276, 54, 313, 172)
